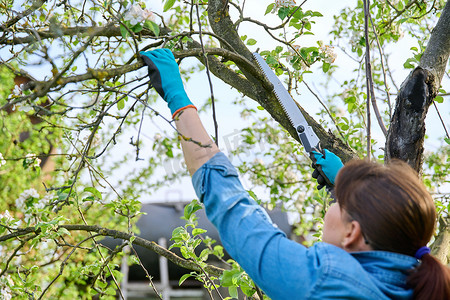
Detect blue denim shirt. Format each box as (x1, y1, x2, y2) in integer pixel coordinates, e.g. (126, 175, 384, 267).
(192, 152, 418, 300)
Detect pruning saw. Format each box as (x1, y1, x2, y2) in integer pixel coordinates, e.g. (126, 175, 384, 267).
(253, 52, 333, 188)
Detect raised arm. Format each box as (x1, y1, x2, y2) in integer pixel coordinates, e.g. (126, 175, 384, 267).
(140, 49, 219, 175)
(174, 107, 219, 175)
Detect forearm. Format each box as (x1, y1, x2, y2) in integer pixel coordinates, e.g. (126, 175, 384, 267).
(174, 108, 220, 175)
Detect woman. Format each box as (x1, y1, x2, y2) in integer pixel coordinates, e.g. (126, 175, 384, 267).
(140, 49, 450, 300)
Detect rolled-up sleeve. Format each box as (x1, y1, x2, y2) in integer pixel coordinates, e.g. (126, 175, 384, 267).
(192, 152, 317, 299)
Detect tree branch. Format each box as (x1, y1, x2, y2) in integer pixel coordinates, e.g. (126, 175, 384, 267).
(386, 0, 450, 170)
(0, 24, 171, 45)
(0, 224, 225, 277)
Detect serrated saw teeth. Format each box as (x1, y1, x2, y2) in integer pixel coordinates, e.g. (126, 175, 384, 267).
(252, 52, 321, 152)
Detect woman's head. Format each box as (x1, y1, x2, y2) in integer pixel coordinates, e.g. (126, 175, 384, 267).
(333, 159, 436, 256)
(330, 159, 450, 300)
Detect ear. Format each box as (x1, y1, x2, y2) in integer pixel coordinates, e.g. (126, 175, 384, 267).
(341, 221, 371, 252)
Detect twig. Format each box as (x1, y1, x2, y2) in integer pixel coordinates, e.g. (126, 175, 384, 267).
(0, 234, 37, 278)
(130, 244, 163, 299)
(0, 0, 46, 30)
(363, 0, 372, 159)
(302, 80, 350, 148)
(38, 234, 102, 299)
(197, 263, 224, 300)
(195, 2, 219, 146)
(362, 0, 388, 137)
(368, 13, 393, 119)
(433, 101, 449, 139)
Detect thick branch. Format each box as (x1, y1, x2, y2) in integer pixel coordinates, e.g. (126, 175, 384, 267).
(0, 0, 46, 30)
(385, 0, 450, 170)
(1, 24, 171, 45)
(420, 0, 450, 85)
(430, 217, 450, 265)
(207, 0, 356, 162)
(0, 224, 225, 277)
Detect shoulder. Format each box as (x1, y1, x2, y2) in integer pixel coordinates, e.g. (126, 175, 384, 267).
(304, 243, 390, 299)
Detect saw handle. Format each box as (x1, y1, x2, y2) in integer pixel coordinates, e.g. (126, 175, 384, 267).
(310, 148, 344, 191)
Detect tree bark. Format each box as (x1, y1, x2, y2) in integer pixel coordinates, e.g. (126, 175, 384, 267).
(385, 0, 450, 170)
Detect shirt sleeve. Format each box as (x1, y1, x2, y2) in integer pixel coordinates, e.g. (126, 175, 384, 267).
(192, 152, 319, 299)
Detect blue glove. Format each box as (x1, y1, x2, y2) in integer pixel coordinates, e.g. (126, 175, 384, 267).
(140, 49, 195, 118)
(311, 149, 344, 189)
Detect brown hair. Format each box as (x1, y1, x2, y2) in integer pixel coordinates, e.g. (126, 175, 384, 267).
(334, 159, 450, 300)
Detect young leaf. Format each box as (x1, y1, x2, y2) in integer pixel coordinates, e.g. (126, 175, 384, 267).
(228, 286, 238, 298)
(120, 24, 129, 38)
(434, 96, 444, 103)
(278, 7, 290, 20)
(265, 3, 274, 15)
(246, 38, 257, 46)
(179, 273, 193, 285)
(145, 20, 160, 36)
(84, 187, 102, 200)
(163, 0, 176, 12)
(192, 228, 207, 236)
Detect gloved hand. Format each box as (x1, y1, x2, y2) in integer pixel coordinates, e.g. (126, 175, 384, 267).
(310, 149, 344, 190)
(140, 49, 196, 118)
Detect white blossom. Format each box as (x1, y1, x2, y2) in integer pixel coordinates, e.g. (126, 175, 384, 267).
(320, 45, 337, 63)
(15, 188, 40, 211)
(0, 153, 6, 167)
(0, 287, 12, 300)
(349, 31, 362, 48)
(273, 0, 296, 12)
(25, 153, 41, 167)
(124, 4, 155, 25)
(0, 210, 13, 222)
(254, 158, 265, 166)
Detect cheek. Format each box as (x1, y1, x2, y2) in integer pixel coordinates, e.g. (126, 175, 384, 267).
(322, 205, 343, 246)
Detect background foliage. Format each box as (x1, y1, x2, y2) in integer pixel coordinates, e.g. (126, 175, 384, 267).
(0, 0, 449, 299)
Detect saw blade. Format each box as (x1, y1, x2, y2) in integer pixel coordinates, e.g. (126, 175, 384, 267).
(253, 52, 320, 152)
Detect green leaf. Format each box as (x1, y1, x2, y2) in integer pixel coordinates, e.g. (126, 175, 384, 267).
(145, 20, 160, 36)
(179, 273, 193, 285)
(163, 0, 176, 12)
(117, 98, 125, 110)
(192, 228, 207, 236)
(275, 46, 283, 53)
(228, 286, 238, 299)
(184, 199, 202, 220)
(131, 23, 143, 33)
(84, 187, 102, 200)
(256, 106, 264, 110)
(58, 227, 71, 236)
(265, 3, 274, 15)
(434, 96, 444, 103)
(322, 62, 331, 73)
(266, 55, 277, 65)
(278, 7, 290, 20)
(246, 38, 257, 46)
(304, 21, 311, 30)
(444, 138, 450, 145)
(293, 8, 303, 19)
(119, 24, 129, 38)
